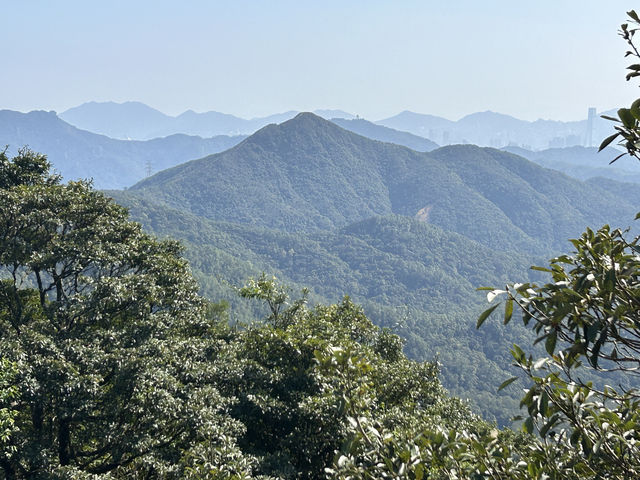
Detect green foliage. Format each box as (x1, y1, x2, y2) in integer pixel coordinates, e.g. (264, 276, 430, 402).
(111, 192, 541, 423)
(479, 224, 640, 478)
(0, 149, 244, 478)
(325, 216, 640, 479)
(224, 276, 480, 479)
(0, 359, 19, 454)
(599, 10, 640, 163)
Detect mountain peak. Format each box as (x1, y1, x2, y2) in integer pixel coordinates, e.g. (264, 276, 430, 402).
(239, 111, 347, 149)
(292, 111, 328, 122)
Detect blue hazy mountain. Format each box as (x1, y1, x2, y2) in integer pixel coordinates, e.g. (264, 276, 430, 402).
(0, 109, 246, 189)
(377, 109, 618, 150)
(59, 101, 174, 140)
(314, 109, 356, 120)
(60, 101, 356, 139)
(502, 145, 640, 184)
(330, 117, 438, 151)
(60, 101, 616, 151)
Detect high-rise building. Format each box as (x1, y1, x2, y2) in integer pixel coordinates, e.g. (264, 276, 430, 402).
(585, 107, 597, 147)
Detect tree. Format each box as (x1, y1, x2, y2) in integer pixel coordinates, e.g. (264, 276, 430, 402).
(477, 224, 640, 478)
(466, 10, 640, 477)
(226, 275, 483, 479)
(599, 10, 640, 162)
(0, 149, 241, 478)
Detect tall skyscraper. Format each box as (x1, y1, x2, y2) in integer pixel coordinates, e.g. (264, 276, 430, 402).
(585, 107, 596, 147)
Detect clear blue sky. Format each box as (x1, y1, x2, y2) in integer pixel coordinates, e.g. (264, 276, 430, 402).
(2, 1, 638, 121)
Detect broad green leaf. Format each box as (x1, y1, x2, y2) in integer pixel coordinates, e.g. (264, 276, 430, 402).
(539, 414, 558, 437)
(599, 132, 619, 151)
(497, 376, 518, 392)
(618, 108, 635, 128)
(504, 297, 514, 325)
(632, 98, 640, 120)
(610, 152, 627, 164)
(523, 416, 534, 434)
(530, 265, 552, 273)
(545, 331, 557, 355)
(476, 304, 499, 329)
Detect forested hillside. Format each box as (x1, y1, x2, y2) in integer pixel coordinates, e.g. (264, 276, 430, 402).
(108, 112, 640, 423)
(109, 190, 543, 422)
(503, 144, 640, 184)
(0, 109, 246, 188)
(4, 2, 640, 477)
(129, 113, 638, 251)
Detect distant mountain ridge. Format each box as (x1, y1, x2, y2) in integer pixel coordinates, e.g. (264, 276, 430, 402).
(377, 109, 618, 150)
(59, 101, 617, 151)
(0, 109, 246, 189)
(1, 107, 438, 189)
(502, 145, 640, 184)
(60, 101, 356, 140)
(330, 118, 438, 152)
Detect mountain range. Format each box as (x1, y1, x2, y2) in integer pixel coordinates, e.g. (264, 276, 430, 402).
(109, 112, 640, 423)
(3, 105, 635, 421)
(0, 109, 246, 189)
(2, 109, 442, 189)
(59, 101, 619, 152)
(129, 113, 637, 252)
(503, 145, 640, 184)
(330, 117, 438, 152)
(59, 101, 356, 140)
(377, 109, 617, 150)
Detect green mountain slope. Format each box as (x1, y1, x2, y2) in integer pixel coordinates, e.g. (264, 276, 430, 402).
(130, 113, 638, 251)
(111, 113, 640, 423)
(428, 146, 638, 249)
(109, 190, 541, 423)
(0, 109, 246, 188)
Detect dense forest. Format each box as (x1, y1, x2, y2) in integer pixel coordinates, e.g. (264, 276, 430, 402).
(107, 111, 638, 424)
(2, 9, 640, 480)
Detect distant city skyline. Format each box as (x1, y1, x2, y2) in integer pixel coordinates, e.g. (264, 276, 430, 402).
(2, 1, 638, 122)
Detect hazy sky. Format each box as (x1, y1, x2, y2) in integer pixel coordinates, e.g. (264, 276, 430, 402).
(2, 1, 639, 121)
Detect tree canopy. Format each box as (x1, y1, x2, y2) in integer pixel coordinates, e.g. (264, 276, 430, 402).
(0, 148, 240, 477)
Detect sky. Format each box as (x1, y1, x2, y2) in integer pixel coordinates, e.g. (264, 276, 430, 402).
(2, 1, 639, 121)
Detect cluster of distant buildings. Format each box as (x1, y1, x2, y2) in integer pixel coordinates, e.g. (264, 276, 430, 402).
(430, 108, 600, 151)
(548, 107, 597, 149)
